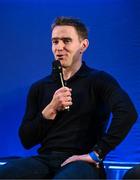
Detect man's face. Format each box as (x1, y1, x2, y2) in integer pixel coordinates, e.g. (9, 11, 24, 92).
(52, 25, 86, 68)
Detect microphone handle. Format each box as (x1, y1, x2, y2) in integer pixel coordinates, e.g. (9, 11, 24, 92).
(59, 73, 65, 87)
(59, 72, 70, 111)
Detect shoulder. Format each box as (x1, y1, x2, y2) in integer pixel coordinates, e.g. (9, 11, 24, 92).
(29, 75, 52, 93)
(86, 66, 120, 88)
(87, 66, 116, 80)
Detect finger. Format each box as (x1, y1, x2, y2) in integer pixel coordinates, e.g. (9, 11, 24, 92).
(64, 91, 72, 97)
(61, 156, 74, 166)
(55, 89, 72, 99)
(60, 97, 72, 106)
(61, 159, 71, 167)
(62, 97, 72, 106)
(57, 100, 72, 111)
(61, 156, 79, 167)
(59, 87, 72, 93)
(65, 96, 72, 102)
(64, 101, 73, 108)
(96, 163, 100, 168)
(61, 159, 73, 167)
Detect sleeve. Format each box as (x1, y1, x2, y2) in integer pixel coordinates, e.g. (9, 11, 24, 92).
(18, 83, 53, 149)
(92, 71, 138, 159)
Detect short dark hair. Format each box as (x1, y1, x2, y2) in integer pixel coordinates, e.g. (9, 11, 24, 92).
(51, 16, 88, 40)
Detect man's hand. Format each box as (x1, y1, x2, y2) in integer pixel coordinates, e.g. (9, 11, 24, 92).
(42, 87, 72, 120)
(61, 154, 99, 168)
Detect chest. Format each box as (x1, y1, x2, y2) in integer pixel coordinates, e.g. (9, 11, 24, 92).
(39, 77, 96, 113)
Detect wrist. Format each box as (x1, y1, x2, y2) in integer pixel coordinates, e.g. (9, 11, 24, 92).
(92, 145, 104, 160)
(89, 151, 102, 163)
(42, 104, 57, 120)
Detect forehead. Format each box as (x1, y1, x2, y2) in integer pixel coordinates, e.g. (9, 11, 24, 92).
(52, 25, 79, 38)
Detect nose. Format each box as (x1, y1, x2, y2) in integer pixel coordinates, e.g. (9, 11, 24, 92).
(57, 40, 65, 51)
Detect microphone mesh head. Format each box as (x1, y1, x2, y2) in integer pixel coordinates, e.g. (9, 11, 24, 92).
(52, 60, 62, 73)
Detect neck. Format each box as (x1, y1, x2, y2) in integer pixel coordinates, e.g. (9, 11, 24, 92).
(63, 61, 82, 80)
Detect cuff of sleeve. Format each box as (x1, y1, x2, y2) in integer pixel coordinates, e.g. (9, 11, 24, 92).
(39, 112, 55, 123)
(89, 151, 102, 162)
(92, 143, 111, 160)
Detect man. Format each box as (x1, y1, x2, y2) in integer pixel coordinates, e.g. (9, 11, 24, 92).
(0, 16, 137, 179)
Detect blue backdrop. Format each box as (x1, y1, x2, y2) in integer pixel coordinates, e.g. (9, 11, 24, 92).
(0, 0, 140, 163)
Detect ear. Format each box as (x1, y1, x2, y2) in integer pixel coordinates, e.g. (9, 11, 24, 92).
(80, 39, 89, 53)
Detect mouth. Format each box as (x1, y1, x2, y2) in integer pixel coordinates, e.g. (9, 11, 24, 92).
(56, 54, 65, 61)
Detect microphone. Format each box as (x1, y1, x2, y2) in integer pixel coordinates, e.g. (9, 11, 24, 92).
(52, 60, 65, 87)
(52, 60, 70, 111)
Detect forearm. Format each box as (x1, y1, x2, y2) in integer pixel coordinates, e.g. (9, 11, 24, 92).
(19, 112, 53, 149)
(42, 103, 57, 120)
(93, 92, 138, 159)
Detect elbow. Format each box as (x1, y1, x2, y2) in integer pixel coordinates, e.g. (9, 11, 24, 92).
(21, 142, 32, 150)
(18, 127, 33, 150)
(127, 106, 138, 125)
(131, 106, 138, 122)
(134, 110, 138, 121)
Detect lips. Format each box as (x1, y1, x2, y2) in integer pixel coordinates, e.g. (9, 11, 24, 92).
(56, 54, 65, 57)
(56, 54, 65, 60)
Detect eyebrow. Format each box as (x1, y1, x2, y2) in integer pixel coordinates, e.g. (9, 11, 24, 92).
(52, 37, 72, 41)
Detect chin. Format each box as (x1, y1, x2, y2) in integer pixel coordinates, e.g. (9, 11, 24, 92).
(58, 58, 72, 68)
(61, 63, 68, 68)
(60, 60, 68, 66)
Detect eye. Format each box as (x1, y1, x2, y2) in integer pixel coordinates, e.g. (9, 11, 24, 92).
(52, 40, 59, 45)
(63, 38, 71, 44)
